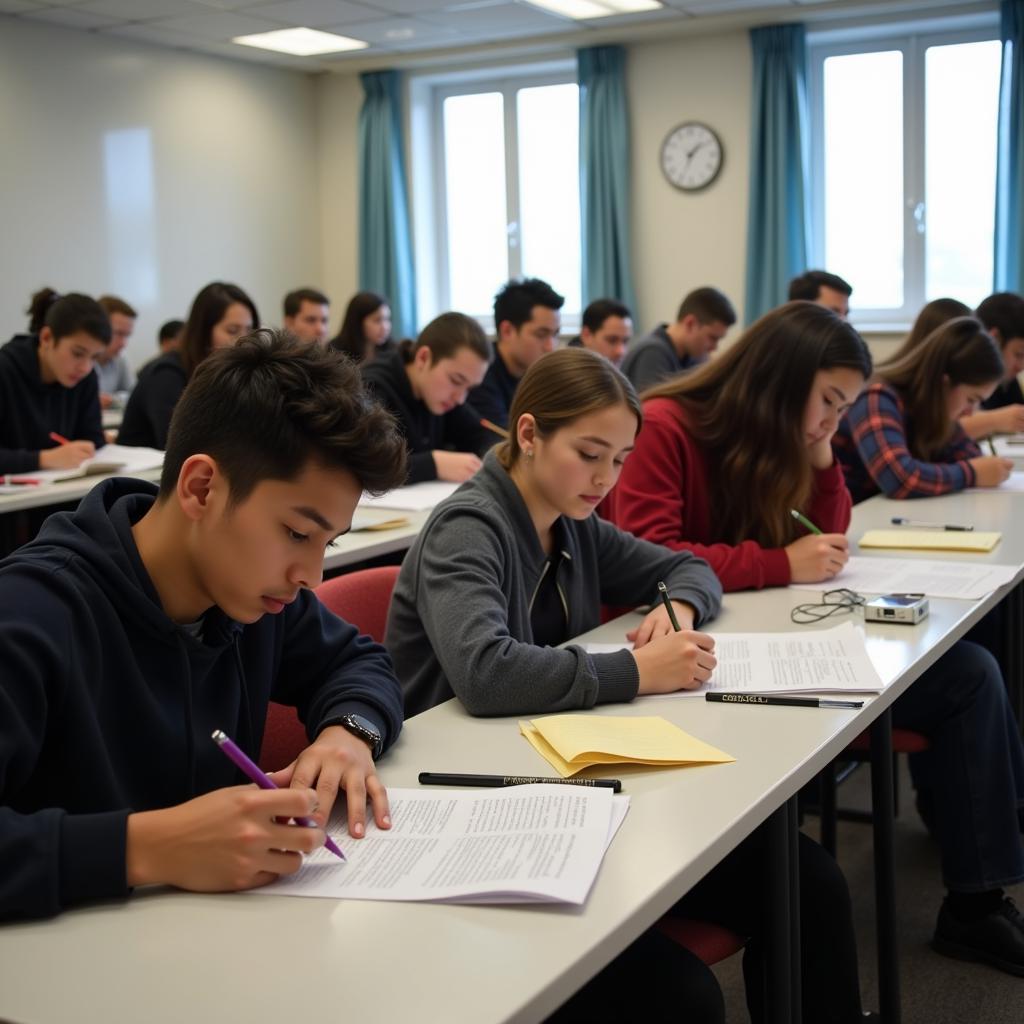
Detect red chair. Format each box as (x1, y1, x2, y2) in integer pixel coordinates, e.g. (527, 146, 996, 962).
(258, 566, 401, 771)
(656, 917, 746, 966)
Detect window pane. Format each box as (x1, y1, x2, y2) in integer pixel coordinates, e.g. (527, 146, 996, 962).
(516, 83, 581, 315)
(925, 40, 1001, 306)
(823, 51, 904, 309)
(443, 92, 508, 315)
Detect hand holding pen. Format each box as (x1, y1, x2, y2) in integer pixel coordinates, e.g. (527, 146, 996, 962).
(787, 509, 849, 583)
(38, 431, 95, 471)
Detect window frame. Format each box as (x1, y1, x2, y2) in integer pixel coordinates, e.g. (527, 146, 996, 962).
(808, 24, 999, 329)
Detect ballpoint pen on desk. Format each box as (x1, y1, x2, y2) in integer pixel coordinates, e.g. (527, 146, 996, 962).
(657, 580, 682, 632)
(419, 772, 622, 792)
(706, 693, 864, 709)
(891, 516, 974, 532)
(0, 476, 41, 486)
(211, 729, 346, 860)
(790, 509, 823, 536)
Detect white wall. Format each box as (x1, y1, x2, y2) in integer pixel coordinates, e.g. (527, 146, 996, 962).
(0, 16, 321, 370)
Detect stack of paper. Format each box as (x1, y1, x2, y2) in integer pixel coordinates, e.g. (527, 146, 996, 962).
(249, 785, 627, 906)
(10, 444, 164, 485)
(859, 529, 1001, 553)
(519, 714, 734, 778)
(360, 481, 460, 511)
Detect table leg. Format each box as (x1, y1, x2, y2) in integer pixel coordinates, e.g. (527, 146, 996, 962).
(766, 798, 801, 1024)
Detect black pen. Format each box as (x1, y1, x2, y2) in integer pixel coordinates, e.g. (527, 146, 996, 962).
(891, 516, 973, 532)
(706, 693, 863, 709)
(418, 772, 622, 793)
(657, 580, 682, 632)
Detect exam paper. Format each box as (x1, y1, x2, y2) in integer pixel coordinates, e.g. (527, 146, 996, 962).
(859, 529, 1001, 553)
(791, 555, 1018, 600)
(13, 444, 164, 484)
(359, 481, 460, 511)
(991, 471, 1024, 493)
(991, 436, 1024, 458)
(249, 785, 624, 906)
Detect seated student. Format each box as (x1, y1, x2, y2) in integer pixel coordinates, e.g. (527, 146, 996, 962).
(889, 297, 971, 363)
(362, 312, 492, 484)
(620, 287, 735, 393)
(158, 318, 185, 354)
(833, 316, 1013, 503)
(0, 288, 108, 474)
(119, 282, 257, 450)
(329, 292, 393, 365)
(95, 295, 137, 408)
(788, 269, 853, 319)
(603, 306, 1024, 976)
(567, 298, 633, 366)
(283, 287, 330, 345)
(606, 301, 868, 591)
(0, 330, 407, 922)
(960, 292, 1024, 438)
(388, 347, 869, 1022)
(466, 277, 563, 429)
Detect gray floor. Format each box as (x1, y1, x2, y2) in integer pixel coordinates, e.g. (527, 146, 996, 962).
(711, 761, 1024, 1022)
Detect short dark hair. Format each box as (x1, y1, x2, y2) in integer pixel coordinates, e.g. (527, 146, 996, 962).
(284, 287, 330, 319)
(493, 277, 564, 332)
(400, 312, 491, 366)
(788, 270, 853, 302)
(677, 287, 736, 326)
(26, 288, 111, 344)
(976, 292, 1024, 345)
(159, 319, 185, 345)
(160, 329, 407, 504)
(98, 295, 138, 319)
(582, 299, 632, 333)
(181, 282, 259, 378)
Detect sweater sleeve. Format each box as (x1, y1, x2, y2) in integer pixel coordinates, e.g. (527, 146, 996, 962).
(412, 509, 639, 716)
(626, 344, 676, 393)
(846, 387, 977, 498)
(407, 451, 438, 485)
(611, 407, 792, 591)
(806, 459, 853, 534)
(0, 445, 41, 474)
(443, 403, 493, 458)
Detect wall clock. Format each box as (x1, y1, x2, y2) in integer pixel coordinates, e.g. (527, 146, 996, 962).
(660, 121, 724, 192)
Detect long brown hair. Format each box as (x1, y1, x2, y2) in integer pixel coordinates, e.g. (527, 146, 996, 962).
(888, 297, 971, 362)
(644, 301, 872, 548)
(875, 316, 1003, 460)
(330, 291, 389, 364)
(497, 348, 641, 469)
(181, 282, 259, 378)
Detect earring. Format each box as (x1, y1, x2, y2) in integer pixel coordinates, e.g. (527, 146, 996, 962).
(526, 449, 534, 458)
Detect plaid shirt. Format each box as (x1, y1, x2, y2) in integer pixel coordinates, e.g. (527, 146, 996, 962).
(833, 381, 979, 503)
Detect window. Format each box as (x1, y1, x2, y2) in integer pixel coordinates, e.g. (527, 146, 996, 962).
(412, 69, 581, 329)
(810, 29, 1001, 324)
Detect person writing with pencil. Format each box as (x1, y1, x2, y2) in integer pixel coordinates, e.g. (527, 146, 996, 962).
(387, 348, 873, 1023)
(0, 289, 108, 475)
(361, 312, 494, 484)
(0, 331, 406, 921)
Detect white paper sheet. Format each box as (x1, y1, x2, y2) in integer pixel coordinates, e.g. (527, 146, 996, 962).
(11, 444, 164, 485)
(248, 786, 627, 906)
(992, 471, 1024, 493)
(359, 481, 460, 511)
(990, 436, 1024, 458)
(791, 555, 1019, 600)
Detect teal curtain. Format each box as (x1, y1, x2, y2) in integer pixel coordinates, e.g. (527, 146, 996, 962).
(744, 24, 810, 323)
(358, 70, 416, 337)
(578, 46, 636, 315)
(995, 0, 1024, 292)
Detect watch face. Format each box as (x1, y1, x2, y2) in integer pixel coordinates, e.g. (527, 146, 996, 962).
(660, 122, 723, 192)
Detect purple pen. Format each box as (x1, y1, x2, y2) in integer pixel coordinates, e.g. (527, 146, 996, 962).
(211, 729, 345, 861)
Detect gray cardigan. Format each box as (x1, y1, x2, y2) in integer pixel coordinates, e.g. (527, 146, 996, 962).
(387, 451, 722, 718)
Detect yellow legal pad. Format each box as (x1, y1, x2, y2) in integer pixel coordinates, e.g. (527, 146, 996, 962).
(859, 529, 1001, 553)
(519, 715, 735, 778)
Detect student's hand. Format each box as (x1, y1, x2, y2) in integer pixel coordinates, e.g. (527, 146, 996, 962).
(808, 435, 838, 470)
(100, 392, 114, 409)
(993, 404, 1024, 434)
(432, 450, 483, 482)
(785, 533, 850, 583)
(125, 785, 323, 892)
(269, 725, 390, 840)
(632, 630, 717, 695)
(626, 600, 696, 647)
(38, 440, 95, 470)
(969, 455, 1014, 488)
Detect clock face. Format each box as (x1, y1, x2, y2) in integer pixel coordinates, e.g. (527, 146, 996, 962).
(660, 122, 723, 192)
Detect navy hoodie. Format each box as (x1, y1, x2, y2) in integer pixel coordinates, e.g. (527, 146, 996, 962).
(0, 478, 404, 921)
(0, 334, 105, 473)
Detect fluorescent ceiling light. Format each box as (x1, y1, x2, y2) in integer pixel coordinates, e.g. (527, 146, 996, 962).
(233, 27, 368, 56)
(525, 0, 661, 17)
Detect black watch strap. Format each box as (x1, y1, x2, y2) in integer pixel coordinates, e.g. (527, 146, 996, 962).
(322, 714, 383, 760)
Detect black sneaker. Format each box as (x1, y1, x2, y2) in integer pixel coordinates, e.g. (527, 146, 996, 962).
(932, 896, 1024, 977)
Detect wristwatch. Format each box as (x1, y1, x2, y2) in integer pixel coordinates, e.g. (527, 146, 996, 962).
(323, 713, 383, 760)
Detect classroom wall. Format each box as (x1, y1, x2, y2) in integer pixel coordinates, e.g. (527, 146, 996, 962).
(0, 16, 321, 370)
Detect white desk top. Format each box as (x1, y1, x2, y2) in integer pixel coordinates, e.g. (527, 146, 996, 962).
(323, 508, 430, 573)
(0, 468, 163, 516)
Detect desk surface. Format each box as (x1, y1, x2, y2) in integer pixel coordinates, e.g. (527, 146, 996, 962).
(1, 487, 1022, 1024)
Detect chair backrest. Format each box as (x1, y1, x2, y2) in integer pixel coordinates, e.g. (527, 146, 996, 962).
(258, 565, 401, 771)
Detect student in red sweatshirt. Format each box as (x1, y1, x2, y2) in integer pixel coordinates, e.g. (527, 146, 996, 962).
(606, 301, 869, 591)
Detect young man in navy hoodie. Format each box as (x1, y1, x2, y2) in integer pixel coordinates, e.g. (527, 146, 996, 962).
(0, 329, 408, 921)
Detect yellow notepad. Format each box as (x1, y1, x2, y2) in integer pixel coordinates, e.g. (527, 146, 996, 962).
(519, 715, 734, 778)
(859, 529, 1001, 553)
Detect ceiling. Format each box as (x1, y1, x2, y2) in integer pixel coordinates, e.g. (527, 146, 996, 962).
(0, 0, 993, 71)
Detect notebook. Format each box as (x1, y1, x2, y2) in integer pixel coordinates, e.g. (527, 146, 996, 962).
(859, 529, 1001, 553)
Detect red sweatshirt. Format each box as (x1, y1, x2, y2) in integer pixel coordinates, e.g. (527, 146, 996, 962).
(605, 397, 852, 592)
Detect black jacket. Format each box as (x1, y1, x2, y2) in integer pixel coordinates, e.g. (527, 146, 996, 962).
(0, 478, 404, 920)
(0, 334, 104, 473)
(117, 351, 186, 449)
(466, 348, 520, 430)
(363, 350, 492, 483)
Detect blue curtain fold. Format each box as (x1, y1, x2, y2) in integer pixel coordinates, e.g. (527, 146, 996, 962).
(578, 45, 637, 316)
(358, 70, 416, 338)
(995, 0, 1024, 293)
(744, 24, 810, 323)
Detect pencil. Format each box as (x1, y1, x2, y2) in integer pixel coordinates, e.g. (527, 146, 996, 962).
(49, 432, 71, 445)
(480, 418, 509, 439)
(657, 580, 682, 632)
(988, 436, 998, 457)
(790, 509, 823, 536)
